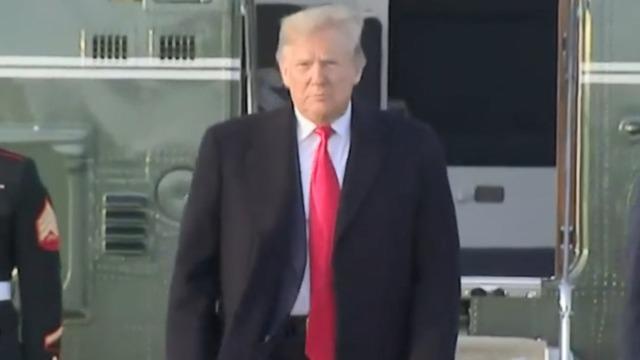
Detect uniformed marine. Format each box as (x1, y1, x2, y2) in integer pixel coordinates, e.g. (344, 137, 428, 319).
(0, 147, 62, 360)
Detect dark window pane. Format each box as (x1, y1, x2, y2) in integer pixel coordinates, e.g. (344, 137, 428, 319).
(389, 0, 558, 166)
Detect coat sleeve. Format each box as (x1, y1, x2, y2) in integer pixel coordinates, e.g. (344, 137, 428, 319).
(623, 180, 640, 360)
(15, 159, 63, 360)
(408, 127, 461, 360)
(166, 127, 223, 360)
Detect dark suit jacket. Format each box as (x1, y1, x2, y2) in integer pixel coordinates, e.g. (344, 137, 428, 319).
(623, 180, 640, 360)
(166, 102, 461, 360)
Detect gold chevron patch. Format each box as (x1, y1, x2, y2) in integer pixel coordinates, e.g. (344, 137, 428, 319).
(36, 198, 60, 251)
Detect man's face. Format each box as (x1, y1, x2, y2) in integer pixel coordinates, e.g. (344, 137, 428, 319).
(278, 27, 362, 124)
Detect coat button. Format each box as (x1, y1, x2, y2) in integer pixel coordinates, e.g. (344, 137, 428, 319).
(262, 334, 272, 344)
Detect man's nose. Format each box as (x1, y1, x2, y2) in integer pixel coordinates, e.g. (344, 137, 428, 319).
(309, 62, 328, 84)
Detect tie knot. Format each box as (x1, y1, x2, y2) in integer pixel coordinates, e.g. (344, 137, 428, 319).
(314, 126, 333, 141)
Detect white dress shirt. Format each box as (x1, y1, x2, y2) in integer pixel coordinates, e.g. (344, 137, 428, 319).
(290, 103, 351, 315)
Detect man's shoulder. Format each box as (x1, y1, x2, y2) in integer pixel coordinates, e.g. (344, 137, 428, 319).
(377, 109, 441, 146)
(203, 107, 289, 141)
(0, 147, 28, 173)
(0, 148, 35, 187)
(0, 147, 26, 163)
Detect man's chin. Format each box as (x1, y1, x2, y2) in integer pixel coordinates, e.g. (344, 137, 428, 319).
(310, 110, 337, 124)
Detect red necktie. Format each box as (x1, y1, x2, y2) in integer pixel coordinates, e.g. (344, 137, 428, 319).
(305, 126, 340, 360)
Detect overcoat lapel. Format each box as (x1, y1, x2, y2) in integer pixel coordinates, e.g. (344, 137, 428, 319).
(335, 103, 390, 244)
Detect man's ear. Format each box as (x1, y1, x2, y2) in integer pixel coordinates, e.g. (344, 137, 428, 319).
(278, 57, 291, 89)
(353, 66, 364, 85)
(355, 70, 363, 85)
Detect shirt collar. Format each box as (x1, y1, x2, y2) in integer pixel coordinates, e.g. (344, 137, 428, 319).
(295, 102, 352, 142)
